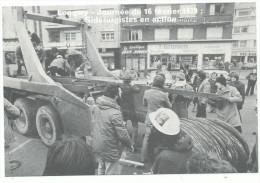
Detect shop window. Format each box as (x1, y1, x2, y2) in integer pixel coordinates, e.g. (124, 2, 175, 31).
(206, 27, 223, 39)
(209, 4, 224, 15)
(178, 28, 193, 40)
(155, 5, 172, 18)
(240, 40, 247, 47)
(203, 54, 224, 69)
(238, 10, 250, 17)
(65, 32, 76, 41)
(154, 29, 169, 40)
(232, 41, 239, 48)
(101, 32, 115, 41)
(128, 30, 142, 41)
(129, 8, 142, 18)
(254, 40, 256, 47)
(49, 31, 60, 42)
(179, 4, 197, 18)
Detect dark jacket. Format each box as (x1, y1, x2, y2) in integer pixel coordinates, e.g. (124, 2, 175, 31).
(120, 83, 140, 117)
(143, 87, 172, 125)
(92, 96, 132, 162)
(208, 78, 217, 94)
(229, 80, 245, 110)
(148, 128, 193, 174)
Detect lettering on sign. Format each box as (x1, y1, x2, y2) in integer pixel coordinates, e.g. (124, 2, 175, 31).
(161, 44, 189, 49)
(122, 45, 147, 55)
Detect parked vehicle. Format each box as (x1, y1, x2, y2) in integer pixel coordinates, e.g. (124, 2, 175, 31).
(242, 62, 257, 70)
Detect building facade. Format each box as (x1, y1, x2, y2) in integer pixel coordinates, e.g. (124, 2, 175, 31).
(120, 3, 235, 71)
(24, 5, 121, 70)
(231, 2, 256, 65)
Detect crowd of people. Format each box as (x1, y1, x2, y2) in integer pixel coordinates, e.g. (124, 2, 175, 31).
(4, 63, 258, 175)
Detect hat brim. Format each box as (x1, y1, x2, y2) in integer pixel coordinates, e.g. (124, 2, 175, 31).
(149, 108, 180, 135)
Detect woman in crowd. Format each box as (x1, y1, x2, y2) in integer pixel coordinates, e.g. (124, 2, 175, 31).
(213, 76, 243, 133)
(43, 135, 95, 176)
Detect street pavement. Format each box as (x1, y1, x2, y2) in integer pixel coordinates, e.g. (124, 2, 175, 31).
(4, 69, 258, 176)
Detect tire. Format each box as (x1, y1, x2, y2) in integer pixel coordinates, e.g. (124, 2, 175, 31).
(36, 105, 62, 146)
(14, 98, 38, 136)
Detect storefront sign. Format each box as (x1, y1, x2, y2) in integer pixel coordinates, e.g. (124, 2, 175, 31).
(122, 44, 147, 55)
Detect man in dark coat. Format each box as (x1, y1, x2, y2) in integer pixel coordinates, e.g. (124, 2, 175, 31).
(92, 83, 133, 175)
(246, 68, 257, 96)
(120, 72, 141, 150)
(229, 72, 245, 112)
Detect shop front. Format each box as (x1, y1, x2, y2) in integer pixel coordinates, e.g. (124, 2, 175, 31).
(148, 42, 232, 70)
(98, 48, 120, 70)
(121, 43, 147, 71)
(231, 51, 257, 66)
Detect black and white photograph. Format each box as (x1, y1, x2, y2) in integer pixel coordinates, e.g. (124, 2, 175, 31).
(1, 0, 259, 182)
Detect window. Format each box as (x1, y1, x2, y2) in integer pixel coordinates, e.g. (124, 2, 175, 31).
(233, 26, 240, 33)
(49, 31, 60, 42)
(241, 26, 248, 33)
(232, 41, 239, 48)
(240, 40, 247, 47)
(100, 8, 114, 18)
(101, 32, 115, 41)
(234, 26, 248, 33)
(206, 27, 223, 39)
(128, 30, 142, 41)
(254, 40, 256, 47)
(48, 10, 58, 16)
(238, 11, 250, 17)
(209, 4, 223, 15)
(179, 4, 197, 18)
(65, 32, 76, 41)
(154, 29, 169, 40)
(178, 28, 193, 40)
(129, 8, 142, 18)
(155, 5, 172, 18)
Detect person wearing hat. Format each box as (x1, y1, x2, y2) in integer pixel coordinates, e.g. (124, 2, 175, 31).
(48, 55, 72, 76)
(214, 76, 243, 133)
(120, 71, 141, 150)
(229, 72, 245, 117)
(147, 108, 193, 174)
(196, 71, 211, 118)
(170, 72, 193, 118)
(141, 75, 172, 163)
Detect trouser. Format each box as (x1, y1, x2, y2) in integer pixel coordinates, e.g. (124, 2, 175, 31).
(17, 64, 26, 75)
(234, 126, 242, 133)
(246, 81, 256, 95)
(196, 103, 207, 118)
(141, 125, 152, 163)
(123, 112, 138, 147)
(97, 159, 120, 175)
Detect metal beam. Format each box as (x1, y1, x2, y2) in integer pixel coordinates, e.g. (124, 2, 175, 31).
(26, 12, 81, 27)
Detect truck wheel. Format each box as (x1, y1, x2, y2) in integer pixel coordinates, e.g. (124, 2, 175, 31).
(14, 98, 38, 135)
(36, 105, 62, 146)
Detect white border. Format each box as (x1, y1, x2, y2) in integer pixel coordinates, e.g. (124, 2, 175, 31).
(0, 0, 259, 183)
